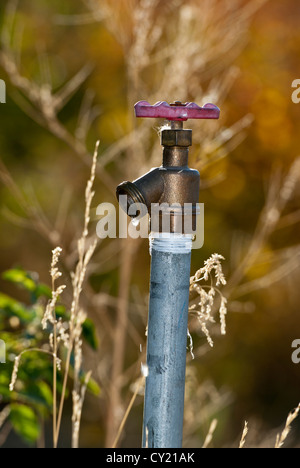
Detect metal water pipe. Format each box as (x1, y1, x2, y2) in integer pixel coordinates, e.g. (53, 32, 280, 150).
(116, 100, 220, 448)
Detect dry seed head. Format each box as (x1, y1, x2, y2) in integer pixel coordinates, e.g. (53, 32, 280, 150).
(190, 254, 227, 346)
(239, 421, 249, 449)
(9, 355, 21, 392)
(219, 297, 228, 336)
(50, 247, 63, 280)
(275, 403, 300, 448)
(203, 419, 218, 449)
(42, 284, 66, 330)
(56, 319, 70, 348)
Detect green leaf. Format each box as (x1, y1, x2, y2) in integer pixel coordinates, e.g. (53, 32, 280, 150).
(82, 318, 98, 350)
(55, 304, 68, 320)
(0, 373, 12, 399)
(9, 404, 40, 444)
(2, 269, 36, 292)
(0, 293, 35, 323)
(20, 381, 53, 409)
(86, 377, 101, 396)
(0, 373, 10, 385)
(35, 283, 52, 299)
(2, 269, 53, 303)
(0, 385, 11, 399)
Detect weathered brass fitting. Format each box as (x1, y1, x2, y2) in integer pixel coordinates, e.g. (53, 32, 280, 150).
(116, 120, 200, 234)
(117, 101, 220, 234)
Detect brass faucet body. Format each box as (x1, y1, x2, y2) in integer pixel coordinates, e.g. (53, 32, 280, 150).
(116, 121, 200, 234)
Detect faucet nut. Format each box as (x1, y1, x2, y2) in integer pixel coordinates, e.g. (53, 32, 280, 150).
(161, 129, 192, 147)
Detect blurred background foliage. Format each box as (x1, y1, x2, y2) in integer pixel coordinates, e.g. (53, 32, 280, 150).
(0, 0, 300, 448)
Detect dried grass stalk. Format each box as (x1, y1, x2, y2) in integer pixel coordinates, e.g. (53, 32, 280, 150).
(239, 421, 248, 449)
(275, 404, 300, 449)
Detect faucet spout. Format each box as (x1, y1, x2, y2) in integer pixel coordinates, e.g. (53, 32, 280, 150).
(116, 168, 164, 219)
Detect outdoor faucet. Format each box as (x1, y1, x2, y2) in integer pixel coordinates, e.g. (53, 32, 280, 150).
(117, 101, 220, 233)
(116, 100, 220, 448)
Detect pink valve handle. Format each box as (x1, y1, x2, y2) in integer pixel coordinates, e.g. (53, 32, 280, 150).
(134, 100, 220, 121)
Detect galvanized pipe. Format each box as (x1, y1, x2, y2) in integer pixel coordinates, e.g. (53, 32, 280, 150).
(142, 234, 192, 448)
